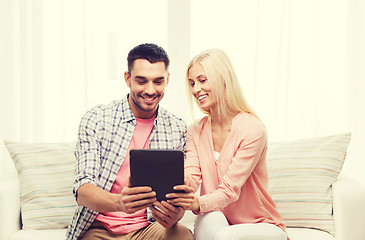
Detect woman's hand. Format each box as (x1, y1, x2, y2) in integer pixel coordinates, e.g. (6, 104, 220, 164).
(165, 184, 200, 212)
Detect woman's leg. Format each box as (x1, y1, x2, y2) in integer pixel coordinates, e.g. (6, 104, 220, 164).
(215, 223, 287, 240)
(194, 211, 229, 240)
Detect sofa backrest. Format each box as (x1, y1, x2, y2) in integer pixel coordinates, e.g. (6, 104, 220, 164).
(3, 133, 351, 236)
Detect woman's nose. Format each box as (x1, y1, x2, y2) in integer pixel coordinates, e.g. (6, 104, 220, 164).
(192, 82, 201, 94)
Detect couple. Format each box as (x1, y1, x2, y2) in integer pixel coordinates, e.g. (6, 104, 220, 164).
(67, 43, 288, 240)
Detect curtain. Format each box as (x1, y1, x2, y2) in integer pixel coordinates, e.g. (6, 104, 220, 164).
(0, 0, 169, 141)
(1, 0, 364, 181)
(0, 0, 87, 143)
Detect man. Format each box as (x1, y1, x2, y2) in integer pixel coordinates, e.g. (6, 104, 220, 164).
(67, 43, 194, 240)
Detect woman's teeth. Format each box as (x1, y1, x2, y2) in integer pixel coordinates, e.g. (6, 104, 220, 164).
(198, 94, 207, 101)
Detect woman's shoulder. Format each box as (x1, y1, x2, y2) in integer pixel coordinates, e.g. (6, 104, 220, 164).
(233, 111, 262, 124)
(233, 112, 266, 135)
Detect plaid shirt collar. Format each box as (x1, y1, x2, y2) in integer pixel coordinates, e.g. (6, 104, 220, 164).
(120, 94, 166, 125)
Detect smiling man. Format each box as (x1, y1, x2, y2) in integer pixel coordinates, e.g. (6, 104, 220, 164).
(125, 58, 167, 119)
(67, 43, 194, 240)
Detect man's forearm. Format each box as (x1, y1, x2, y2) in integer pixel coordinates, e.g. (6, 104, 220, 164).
(76, 183, 122, 213)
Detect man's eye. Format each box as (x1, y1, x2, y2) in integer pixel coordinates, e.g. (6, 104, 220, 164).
(137, 80, 146, 84)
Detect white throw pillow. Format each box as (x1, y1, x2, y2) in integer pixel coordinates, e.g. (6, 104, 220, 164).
(266, 133, 351, 236)
(5, 141, 76, 230)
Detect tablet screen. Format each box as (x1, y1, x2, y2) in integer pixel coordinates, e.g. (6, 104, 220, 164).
(129, 149, 184, 202)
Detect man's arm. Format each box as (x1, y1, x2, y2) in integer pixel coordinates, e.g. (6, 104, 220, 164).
(74, 108, 156, 214)
(76, 182, 157, 214)
(148, 184, 196, 228)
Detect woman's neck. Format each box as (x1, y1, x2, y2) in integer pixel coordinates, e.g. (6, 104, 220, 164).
(210, 110, 238, 152)
(210, 110, 237, 128)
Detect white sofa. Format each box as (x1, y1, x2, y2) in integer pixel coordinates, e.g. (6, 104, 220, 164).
(1, 133, 365, 240)
(2, 174, 365, 240)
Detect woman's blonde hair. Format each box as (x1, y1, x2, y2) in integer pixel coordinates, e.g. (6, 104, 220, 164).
(185, 48, 256, 120)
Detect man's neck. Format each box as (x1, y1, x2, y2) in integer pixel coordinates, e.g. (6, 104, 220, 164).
(127, 95, 158, 119)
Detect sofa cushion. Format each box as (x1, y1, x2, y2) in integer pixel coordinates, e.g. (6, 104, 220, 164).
(5, 142, 77, 230)
(266, 133, 351, 236)
(9, 229, 67, 240)
(286, 228, 334, 240)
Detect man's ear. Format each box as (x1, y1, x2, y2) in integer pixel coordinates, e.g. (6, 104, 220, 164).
(124, 71, 131, 87)
(165, 72, 170, 87)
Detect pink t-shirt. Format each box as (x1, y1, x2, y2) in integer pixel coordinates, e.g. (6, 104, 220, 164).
(96, 116, 155, 234)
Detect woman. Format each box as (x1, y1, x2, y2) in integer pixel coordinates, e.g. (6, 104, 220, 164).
(168, 49, 288, 240)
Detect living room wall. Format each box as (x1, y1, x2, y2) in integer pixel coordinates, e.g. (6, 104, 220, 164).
(1, 0, 364, 183)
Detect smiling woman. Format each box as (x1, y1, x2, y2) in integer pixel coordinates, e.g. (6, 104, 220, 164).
(187, 63, 213, 111)
(181, 48, 288, 240)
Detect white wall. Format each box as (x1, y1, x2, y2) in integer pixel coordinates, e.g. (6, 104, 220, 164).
(344, 0, 365, 182)
(189, 0, 365, 183)
(1, 0, 364, 183)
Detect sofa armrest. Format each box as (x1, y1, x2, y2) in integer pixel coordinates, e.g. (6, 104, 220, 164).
(333, 175, 365, 240)
(0, 177, 21, 240)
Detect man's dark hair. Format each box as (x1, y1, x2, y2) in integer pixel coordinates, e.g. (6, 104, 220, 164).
(127, 43, 170, 73)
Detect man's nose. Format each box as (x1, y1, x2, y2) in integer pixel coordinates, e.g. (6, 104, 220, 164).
(145, 82, 156, 95)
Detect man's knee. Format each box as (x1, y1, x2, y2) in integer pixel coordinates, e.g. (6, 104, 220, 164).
(166, 223, 193, 240)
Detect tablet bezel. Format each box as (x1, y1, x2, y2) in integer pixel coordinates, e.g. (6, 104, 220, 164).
(129, 149, 185, 202)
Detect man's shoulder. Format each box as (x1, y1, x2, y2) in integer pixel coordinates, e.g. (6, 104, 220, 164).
(158, 107, 187, 129)
(83, 99, 126, 118)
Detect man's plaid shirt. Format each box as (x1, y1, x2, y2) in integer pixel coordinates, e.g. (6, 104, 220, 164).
(66, 95, 187, 240)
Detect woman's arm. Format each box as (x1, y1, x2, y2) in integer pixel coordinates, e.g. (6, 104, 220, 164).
(184, 127, 203, 191)
(198, 121, 267, 213)
(166, 126, 202, 212)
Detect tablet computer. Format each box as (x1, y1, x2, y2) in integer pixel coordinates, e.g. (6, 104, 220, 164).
(129, 149, 184, 202)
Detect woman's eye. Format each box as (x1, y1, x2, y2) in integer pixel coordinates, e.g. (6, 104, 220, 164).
(200, 79, 207, 83)
(189, 82, 195, 87)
